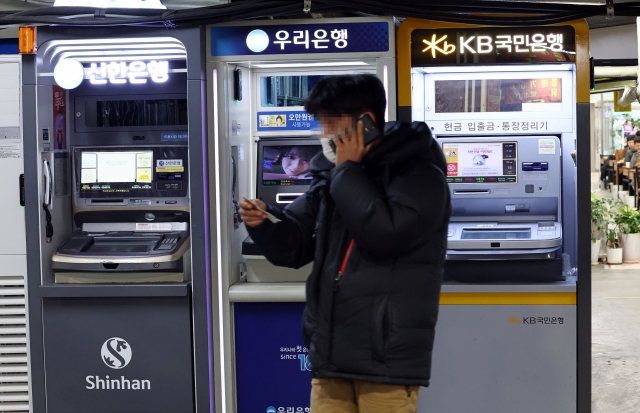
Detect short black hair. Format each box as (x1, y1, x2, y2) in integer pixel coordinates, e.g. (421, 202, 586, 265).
(304, 74, 386, 131)
(634, 137, 640, 144)
(635, 131, 640, 138)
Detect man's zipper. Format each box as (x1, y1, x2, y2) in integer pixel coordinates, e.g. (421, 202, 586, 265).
(334, 239, 355, 292)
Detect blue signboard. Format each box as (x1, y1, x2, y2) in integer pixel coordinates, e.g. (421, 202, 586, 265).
(211, 22, 389, 56)
(235, 302, 310, 413)
(161, 132, 188, 142)
(257, 111, 318, 132)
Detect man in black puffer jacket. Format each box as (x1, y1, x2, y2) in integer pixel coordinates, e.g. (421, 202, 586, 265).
(240, 74, 451, 413)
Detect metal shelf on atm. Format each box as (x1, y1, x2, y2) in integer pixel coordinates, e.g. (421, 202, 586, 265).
(441, 280, 576, 293)
(228, 282, 306, 302)
(38, 282, 190, 298)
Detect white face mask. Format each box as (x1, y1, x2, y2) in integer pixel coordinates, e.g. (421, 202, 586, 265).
(320, 136, 337, 165)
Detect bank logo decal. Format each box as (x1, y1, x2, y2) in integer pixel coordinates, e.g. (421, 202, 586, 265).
(509, 316, 565, 325)
(101, 337, 132, 369)
(422, 34, 456, 58)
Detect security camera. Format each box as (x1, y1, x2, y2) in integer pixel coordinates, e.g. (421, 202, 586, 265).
(619, 83, 640, 107)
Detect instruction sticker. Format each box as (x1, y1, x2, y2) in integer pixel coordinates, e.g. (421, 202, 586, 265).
(0, 144, 20, 159)
(137, 168, 152, 183)
(538, 139, 556, 155)
(136, 223, 173, 231)
(156, 159, 184, 173)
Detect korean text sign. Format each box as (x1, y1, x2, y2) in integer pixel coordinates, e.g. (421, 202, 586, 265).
(210, 22, 389, 56)
(411, 26, 576, 67)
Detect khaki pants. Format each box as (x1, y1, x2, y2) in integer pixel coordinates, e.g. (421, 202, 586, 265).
(310, 378, 419, 413)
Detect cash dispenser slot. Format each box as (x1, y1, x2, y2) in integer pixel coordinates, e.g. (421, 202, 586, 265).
(522, 162, 549, 171)
(276, 193, 303, 204)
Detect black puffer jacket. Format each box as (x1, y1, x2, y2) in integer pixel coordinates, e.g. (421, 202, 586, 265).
(247, 121, 451, 386)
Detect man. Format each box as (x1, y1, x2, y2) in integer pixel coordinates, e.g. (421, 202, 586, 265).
(630, 137, 640, 169)
(239, 74, 451, 412)
(624, 134, 636, 164)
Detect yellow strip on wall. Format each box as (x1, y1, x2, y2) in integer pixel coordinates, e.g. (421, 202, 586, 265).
(440, 292, 576, 305)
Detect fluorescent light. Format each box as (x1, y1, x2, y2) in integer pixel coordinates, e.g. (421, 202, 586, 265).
(417, 64, 574, 74)
(253, 61, 370, 69)
(54, 0, 166, 9)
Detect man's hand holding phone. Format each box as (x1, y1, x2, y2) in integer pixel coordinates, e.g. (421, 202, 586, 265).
(334, 114, 381, 166)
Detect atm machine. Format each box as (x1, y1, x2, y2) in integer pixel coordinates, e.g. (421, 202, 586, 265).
(51, 143, 191, 284)
(397, 19, 590, 413)
(207, 17, 396, 413)
(22, 27, 213, 413)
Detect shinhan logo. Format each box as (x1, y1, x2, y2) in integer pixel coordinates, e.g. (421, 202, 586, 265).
(422, 34, 456, 58)
(101, 337, 132, 369)
(87, 337, 150, 390)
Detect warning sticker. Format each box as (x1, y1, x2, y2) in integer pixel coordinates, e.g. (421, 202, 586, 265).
(538, 139, 556, 155)
(0, 144, 20, 159)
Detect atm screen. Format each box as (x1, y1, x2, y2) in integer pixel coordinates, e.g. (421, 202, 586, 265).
(434, 78, 562, 113)
(262, 145, 322, 187)
(75, 146, 188, 199)
(443, 142, 517, 184)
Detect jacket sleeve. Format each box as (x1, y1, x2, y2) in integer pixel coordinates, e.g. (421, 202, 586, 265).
(246, 191, 319, 269)
(330, 160, 449, 260)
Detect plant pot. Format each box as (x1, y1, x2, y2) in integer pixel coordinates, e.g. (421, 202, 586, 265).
(623, 233, 640, 263)
(627, 196, 637, 208)
(607, 247, 623, 264)
(591, 239, 602, 264)
(620, 191, 629, 202)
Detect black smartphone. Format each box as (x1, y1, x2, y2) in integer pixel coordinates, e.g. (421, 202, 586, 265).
(328, 114, 382, 153)
(359, 114, 381, 146)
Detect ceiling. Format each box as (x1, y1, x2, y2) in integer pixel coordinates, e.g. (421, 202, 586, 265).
(0, 0, 635, 30)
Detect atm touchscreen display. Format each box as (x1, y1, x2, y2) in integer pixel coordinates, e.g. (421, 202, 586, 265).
(75, 146, 188, 199)
(262, 145, 322, 187)
(443, 142, 517, 184)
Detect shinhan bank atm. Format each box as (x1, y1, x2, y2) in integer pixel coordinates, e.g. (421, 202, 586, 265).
(22, 27, 213, 413)
(206, 17, 396, 413)
(398, 19, 591, 412)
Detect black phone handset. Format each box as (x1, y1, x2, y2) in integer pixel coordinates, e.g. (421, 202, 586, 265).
(359, 113, 382, 146)
(42, 159, 54, 243)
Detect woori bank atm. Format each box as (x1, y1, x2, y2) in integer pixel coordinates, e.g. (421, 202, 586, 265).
(206, 17, 396, 413)
(22, 27, 213, 413)
(398, 19, 591, 412)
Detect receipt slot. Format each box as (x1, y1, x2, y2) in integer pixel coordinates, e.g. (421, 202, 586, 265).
(397, 19, 590, 413)
(22, 27, 213, 413)
(206, 17, 396, 413)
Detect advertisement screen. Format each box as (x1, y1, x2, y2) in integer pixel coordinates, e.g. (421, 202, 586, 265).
(443, 142, 517, 184)
(262, 145, 322, 187)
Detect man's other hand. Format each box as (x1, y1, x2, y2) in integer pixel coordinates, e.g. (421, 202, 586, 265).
(239, 198, 268, 227)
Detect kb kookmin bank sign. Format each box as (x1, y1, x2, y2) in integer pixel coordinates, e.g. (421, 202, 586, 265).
(410, 26, 576, 66)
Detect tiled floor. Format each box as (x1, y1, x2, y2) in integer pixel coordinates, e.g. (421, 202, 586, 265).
(592, 174, 640, 412)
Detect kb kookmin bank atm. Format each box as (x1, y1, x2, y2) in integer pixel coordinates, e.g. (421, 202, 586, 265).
(22, 27, 213, 413)
(398, 19, 590, 413)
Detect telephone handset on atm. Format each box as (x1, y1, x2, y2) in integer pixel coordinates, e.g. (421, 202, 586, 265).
(43, 159, 52, 208)
(42, 159, 54, 242)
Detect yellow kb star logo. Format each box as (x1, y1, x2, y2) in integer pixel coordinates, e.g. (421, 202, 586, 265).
(422, 34, 456, 58)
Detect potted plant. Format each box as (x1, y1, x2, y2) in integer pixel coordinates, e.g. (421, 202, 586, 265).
(605, 198, 625, 264)
(591, 194, 607, 264)
(616, 204, 640, 263)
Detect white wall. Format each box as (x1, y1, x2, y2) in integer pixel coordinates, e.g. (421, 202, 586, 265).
(590, 24, 638, 60)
